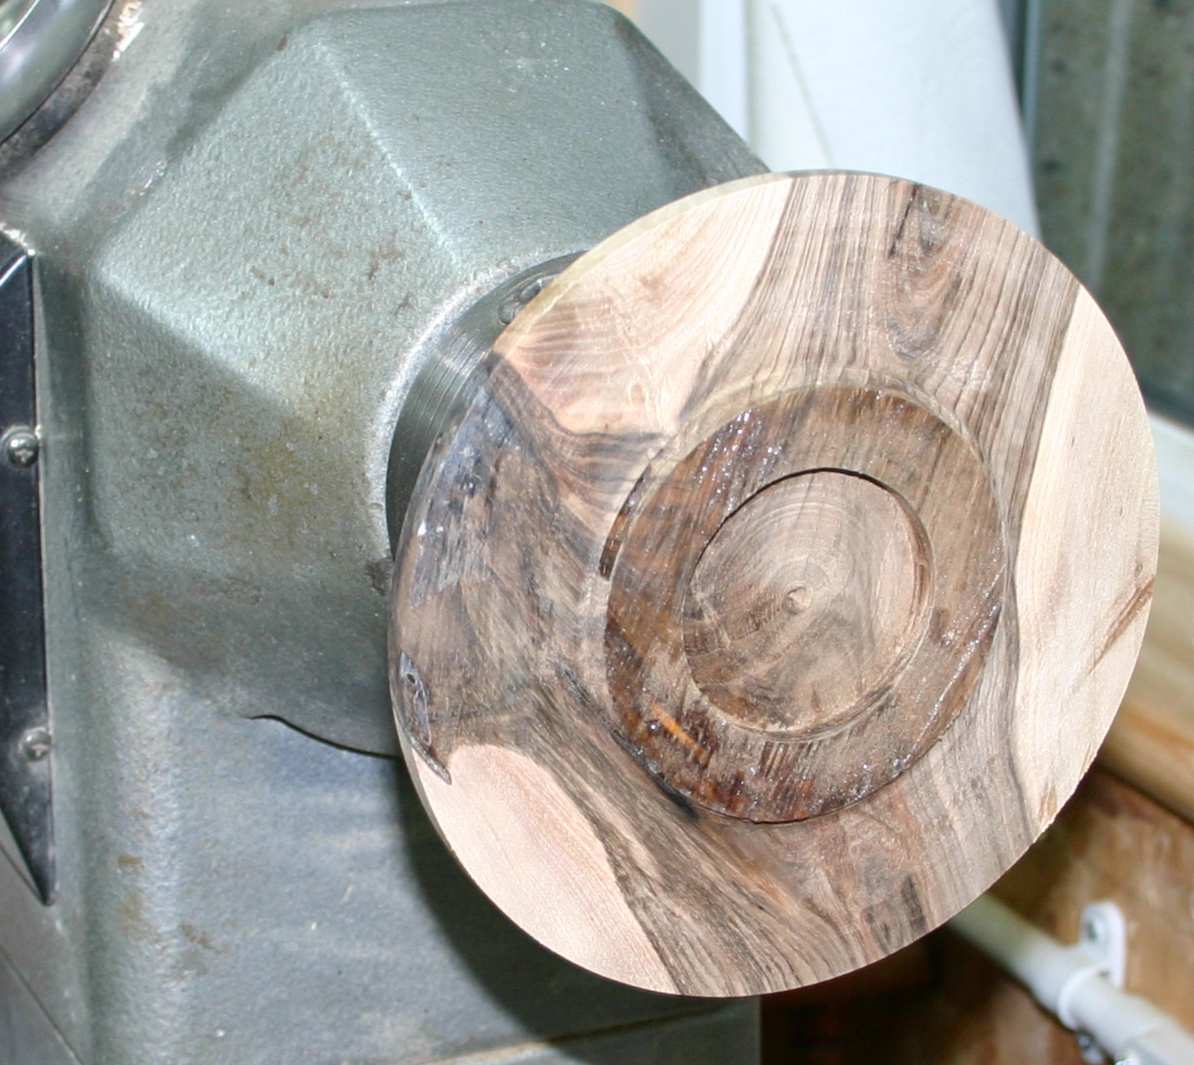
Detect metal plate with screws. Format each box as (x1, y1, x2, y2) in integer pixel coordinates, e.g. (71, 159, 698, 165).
(0, 234, 53, 903)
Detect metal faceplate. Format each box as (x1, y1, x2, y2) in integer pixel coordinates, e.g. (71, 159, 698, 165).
(0, 236, 53, 902)
(0, 2, 764, 1062)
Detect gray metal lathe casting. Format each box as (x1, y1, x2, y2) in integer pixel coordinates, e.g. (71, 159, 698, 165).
(0, 1, 763, 1062)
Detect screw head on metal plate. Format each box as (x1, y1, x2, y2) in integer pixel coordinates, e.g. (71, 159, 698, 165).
(2, 425, 39, 468)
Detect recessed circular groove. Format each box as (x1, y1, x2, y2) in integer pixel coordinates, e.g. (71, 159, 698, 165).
(682, 467, 933, 740)
(604, 383, 1004, 823)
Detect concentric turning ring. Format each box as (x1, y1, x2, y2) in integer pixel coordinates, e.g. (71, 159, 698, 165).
(604, 385, 1004, 821)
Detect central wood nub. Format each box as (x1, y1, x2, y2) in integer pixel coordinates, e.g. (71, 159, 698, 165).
(683, 471, 927, 736)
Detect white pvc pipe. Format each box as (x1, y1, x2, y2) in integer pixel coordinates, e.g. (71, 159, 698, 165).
(950, 895, 1194, 1065)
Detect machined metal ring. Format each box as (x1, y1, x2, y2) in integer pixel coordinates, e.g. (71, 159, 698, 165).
(0, 0, 112, 143)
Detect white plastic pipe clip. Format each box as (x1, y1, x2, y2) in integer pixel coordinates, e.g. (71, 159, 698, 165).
(1065, 901, 1128, 1025)
(949, 894, 1194, 1065)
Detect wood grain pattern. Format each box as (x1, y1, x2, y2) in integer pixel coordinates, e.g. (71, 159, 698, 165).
(604, 385, 1002, 821)
(1101, 417, 1194, 820)
(1103, 522, 1194, 821)
(682, 470, 923, 734)
(389, 173, 1157, 995)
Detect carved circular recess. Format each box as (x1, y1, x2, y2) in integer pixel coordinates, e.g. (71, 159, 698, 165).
(389, 173, 1158, 996)
(604, 384, 1002, 821)
(683, 469, 924, 735)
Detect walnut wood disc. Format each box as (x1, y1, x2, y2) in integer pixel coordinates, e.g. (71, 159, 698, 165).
(388, 172, 1158, 995)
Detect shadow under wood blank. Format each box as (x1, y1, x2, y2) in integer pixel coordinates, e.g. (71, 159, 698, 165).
(388, 172, 1158, 995)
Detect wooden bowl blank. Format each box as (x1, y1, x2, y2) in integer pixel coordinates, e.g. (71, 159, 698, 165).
(389, 172, 1158, 995)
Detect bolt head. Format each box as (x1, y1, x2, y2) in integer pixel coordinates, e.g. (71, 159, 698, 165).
(497, 272, 558, 325)
(2, 426, 39, 468)
(1082, 914, 1102, 940)
(19, 727, 52, 762)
